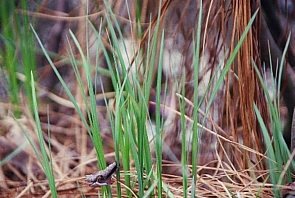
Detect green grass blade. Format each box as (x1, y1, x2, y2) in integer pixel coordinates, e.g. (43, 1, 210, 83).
(191, 1, 203, 197)
(0, 142, 27, 166)
(30, 24, 91, 134)
(154, 30, 165, 197)
(68, 28, 106, 170)
(253, 103, 281, 197)
(30, 71, 57, 198)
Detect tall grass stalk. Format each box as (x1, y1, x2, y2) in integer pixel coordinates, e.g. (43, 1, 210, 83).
(69, 19, 113, 194)
(102, 4, 144, 197)
(32, 22, 111, 195)
(0, 0, 36, 114)
(253, 33, 292, 197)
(0, 1, 19, 112)
(68, 29, 106, 167)
(179, 73, 188, 197)
(19, 1, 37, 108)
(154, 30, 165, 197)
(100, 1, 166, 196)
(191, 1, 203, 197)
(31, 25, 91, 135)
(30, 71, 57, 198)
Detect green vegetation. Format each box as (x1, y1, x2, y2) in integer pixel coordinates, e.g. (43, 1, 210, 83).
(0, 1, 294, 197)
(0, 0, 36, 115)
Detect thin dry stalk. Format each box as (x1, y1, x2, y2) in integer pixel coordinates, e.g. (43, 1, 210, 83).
(226, 0, 268, 172)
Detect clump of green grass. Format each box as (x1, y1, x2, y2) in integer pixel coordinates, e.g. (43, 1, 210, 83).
(254, 33, 293, 197)
(0, 1, 294, 197)
(0, 0, 36, 115)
